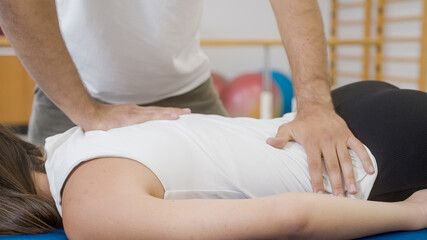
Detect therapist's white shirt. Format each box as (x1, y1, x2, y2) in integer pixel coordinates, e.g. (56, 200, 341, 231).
(56, 0, 210, 104)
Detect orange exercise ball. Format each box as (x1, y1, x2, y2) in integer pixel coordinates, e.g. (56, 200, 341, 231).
(211, 72, 228, 95)
(220, 72, 283, 118)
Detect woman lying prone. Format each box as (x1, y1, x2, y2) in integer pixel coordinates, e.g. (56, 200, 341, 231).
(0, 81, 426, 239)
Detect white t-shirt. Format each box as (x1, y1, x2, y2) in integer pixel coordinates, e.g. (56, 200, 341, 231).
(45, 113, 378, 216)
(55, 0, 210, 104)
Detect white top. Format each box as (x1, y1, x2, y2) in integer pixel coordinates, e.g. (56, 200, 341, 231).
(55, 0, 210, 104)
(45, 113, 378, 216)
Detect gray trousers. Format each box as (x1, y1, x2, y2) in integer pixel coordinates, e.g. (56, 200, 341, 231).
(28, 79, 228, 145)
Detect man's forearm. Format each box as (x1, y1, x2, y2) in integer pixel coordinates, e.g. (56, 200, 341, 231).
(0, 0, 97, 125)
(270, 0, 332, 110)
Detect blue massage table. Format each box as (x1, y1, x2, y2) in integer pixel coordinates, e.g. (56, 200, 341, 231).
(0, 228, 426, 239)
(359, 229, 427, 239)
(0, 229, 67, 240)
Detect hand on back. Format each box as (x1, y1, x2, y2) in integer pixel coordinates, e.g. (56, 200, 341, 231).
(267, 105, 375, 196)
(78, 103, 191, 132)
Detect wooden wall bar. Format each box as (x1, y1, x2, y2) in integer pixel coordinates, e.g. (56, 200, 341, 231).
(0, 56, 34, 125)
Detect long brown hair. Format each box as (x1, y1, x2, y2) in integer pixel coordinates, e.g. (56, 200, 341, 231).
(0, 124, 62, 235)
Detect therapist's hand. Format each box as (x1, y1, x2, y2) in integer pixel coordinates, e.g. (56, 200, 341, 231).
(267, 105, 375, 196)
(78, 103, 191, 132)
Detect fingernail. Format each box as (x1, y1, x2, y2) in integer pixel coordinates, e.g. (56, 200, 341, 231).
(369, 166, 375, 173)
(338, 194, 344, 197)
(171, 114, 179, 119)
(349, 184, 357, 193)
(183, 108, 191, 113)
(317, 191, 323, 194)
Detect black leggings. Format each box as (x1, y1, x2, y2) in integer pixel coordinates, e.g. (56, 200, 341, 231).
(331, 81, 427, 202)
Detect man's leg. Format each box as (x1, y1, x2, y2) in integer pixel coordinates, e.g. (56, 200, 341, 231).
(141, 78, 228, 116)
(28, 87, 76, 145)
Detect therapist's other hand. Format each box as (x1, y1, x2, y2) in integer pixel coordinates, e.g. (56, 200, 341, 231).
(266, 105, 375, 196)
(79, 103, 191, 132)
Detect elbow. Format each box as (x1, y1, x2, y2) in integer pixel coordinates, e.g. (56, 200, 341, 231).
(274, 194, 310, 239)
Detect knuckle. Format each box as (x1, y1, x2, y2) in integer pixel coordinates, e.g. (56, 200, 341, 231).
(341, 155, 352, 163)
(311, 182, 325, 190)
(306, 140, 320, 150)
(311, 178, 323, 185)
(344, 175, 356, 182)
(326, 162, 340, 172)
(341, 164, 355, 176)
(351, 137, 363, 145)
(308, 160, 322, 170)
(331, 183, 344, 191)
(323, 134, 334, 144)
(339, 162, 351, 171)
(274, 137, 286, 145)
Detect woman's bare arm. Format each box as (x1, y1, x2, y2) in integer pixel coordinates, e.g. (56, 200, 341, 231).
(62, 157, 426, 240)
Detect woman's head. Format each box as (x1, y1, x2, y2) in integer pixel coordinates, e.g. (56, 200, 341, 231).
(0, 124, 62, 235)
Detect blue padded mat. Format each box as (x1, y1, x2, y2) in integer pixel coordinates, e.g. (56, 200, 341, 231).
(358, 228, 427, 240)
(0, 228, 426, 239)
(0, 229, 67, 240)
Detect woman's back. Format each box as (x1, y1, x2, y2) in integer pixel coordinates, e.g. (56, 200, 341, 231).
(45, 113, 377, 215)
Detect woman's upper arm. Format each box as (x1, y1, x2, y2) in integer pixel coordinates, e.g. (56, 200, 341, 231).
(65, 194, 302, 240)
(61, 158, 303, 240)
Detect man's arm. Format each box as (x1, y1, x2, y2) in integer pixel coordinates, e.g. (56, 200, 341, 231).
(268, 0, 375, 196)
(0, 0, 189, 131)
